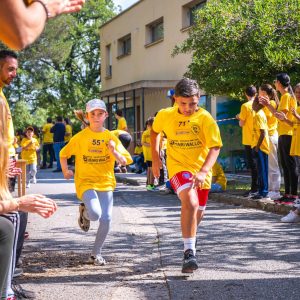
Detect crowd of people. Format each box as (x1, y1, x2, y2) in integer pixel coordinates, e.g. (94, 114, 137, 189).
(0, 1, 299, 296)
(236, 74, 300, 223)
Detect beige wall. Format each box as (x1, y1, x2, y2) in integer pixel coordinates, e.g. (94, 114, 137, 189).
(100, 0, 200, 92)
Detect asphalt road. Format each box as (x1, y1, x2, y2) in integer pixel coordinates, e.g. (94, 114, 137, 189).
(18, 169, 300, 300)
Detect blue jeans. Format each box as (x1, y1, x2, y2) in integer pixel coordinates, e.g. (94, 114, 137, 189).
(255, 149, 269, 197)
(53, 142, 65, 171)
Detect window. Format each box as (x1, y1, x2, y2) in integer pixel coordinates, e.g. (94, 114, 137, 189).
(145, 17, 164, 46)
(105, 44, 112, 78)
(182, 0, 206, 29)
(118, 34, 131, 58)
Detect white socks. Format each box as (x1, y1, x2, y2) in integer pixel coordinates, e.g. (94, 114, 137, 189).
(183, 237, 196, 255)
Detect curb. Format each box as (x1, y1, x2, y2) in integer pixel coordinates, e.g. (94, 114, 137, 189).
(116, 175, 292, 215)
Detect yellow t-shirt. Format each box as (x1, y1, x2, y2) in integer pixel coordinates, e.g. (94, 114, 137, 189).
(142, 129, 152, 162)
(64, 124, 72, 142)
(290, 107, 300, 156)
(153, 107, 223, 189)
(212, 162, 227, 191)
(21, 137, 40, 164)
(263, 100, 278, 136)
(251, 110, 269, 154)
(134, 146, 143, 155)
(117, 117, 127, 130)
(42, 123, 53, 143)
(278, 93, 297, 136)
(60, 127, 132, 200)
(0, 89, 15, 156)
(239, 100, 254, 146)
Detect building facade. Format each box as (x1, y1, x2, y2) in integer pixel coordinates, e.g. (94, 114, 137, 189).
(100, 0, 245, 171)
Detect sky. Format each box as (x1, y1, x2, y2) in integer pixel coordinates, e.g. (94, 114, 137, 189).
(112, 0, 139, 10)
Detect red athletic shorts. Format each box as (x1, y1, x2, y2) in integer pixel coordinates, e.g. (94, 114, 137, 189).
(170, 171, 210, 210)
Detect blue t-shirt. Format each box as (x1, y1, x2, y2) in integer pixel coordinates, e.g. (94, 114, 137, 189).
(50, 123, 66, 142)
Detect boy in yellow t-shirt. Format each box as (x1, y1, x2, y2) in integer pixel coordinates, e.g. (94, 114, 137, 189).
(236, 85, 258, 197)
(251, 97, 270, 200)
(60, 99, 132, 266)
(115, 109, 128, 131)
(211, 162, 227, 192)
(151, 78, 222, 273)
(41, 117, 54, 169)
(21, 126, 40, 188)
(142, 117, 155, 190)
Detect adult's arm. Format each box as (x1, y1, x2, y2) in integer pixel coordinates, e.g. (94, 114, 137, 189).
(0, 0, 85, 50)
(0, 194, 57, 218)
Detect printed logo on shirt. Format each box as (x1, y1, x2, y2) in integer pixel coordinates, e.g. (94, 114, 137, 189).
(191, 124, 200, 135)
(169, 139, 202, 148)
(83, 155, 111, 164)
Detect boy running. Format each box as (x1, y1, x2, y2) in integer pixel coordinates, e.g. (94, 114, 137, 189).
(151, 78, 222, 273)
(60, 99, 132, 265)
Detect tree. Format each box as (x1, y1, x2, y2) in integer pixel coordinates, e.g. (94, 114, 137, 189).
(174, 0, 300, 97)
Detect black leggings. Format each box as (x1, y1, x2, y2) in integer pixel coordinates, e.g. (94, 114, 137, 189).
(0, 217, 14, 295)
(278, 135, 298, 195)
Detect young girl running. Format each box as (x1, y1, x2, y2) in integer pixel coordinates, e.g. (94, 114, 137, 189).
(60, 99, 132, 265)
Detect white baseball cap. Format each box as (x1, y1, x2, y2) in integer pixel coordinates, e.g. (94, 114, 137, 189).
(86, 99, 107, 113)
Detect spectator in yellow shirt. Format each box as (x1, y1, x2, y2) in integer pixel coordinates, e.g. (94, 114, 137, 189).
(142, 117, 155, 191)
(211, 162, 227, 192)
(236, 86, 258, 197)
(115, 109, 128, 131)
(21, 127, 40, 188)
(41, 117, 54, 169)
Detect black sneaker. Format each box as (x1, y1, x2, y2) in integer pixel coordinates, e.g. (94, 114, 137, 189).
(182, 249, 198, 273)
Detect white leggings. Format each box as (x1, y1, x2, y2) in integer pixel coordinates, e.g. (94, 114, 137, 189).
(268, 134, 281, 192)
(82, 190, 113, 256)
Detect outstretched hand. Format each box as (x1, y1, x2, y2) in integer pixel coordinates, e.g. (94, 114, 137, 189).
(48, 0, 85, 18)
(17, 194, 57, 218)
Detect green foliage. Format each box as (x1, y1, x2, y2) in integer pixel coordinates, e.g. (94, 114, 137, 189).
(174, 0, 300, 97)
(4, 0, 116, 125)
(11, 101, 33, 130)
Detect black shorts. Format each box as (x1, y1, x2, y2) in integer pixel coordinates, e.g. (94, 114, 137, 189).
(146, 161, 152, 167)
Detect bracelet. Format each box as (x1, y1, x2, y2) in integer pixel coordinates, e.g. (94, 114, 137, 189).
(31, 0, 51, 19)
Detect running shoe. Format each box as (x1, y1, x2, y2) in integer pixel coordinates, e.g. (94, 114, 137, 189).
(182, 249, 198, 273)
(281, 211, 300, 223)
(78, 203, 90, 232)
(268, 191, 281, 200)
(274, 195, 290, 204)
(251, 194, 271, 201)
(89, 255, 106, 266)
(293, 199, 300, 209)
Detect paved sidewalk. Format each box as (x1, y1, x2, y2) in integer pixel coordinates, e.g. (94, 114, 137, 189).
(115, 173, 292, 215)
(16, 168, 300, 300)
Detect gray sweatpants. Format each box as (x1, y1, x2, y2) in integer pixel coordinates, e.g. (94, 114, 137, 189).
(82, 190, 113, 256)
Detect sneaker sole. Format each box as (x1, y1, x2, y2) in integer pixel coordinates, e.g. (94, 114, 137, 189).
(78, 204, 90, 232)
(182, 261, 198, 273)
